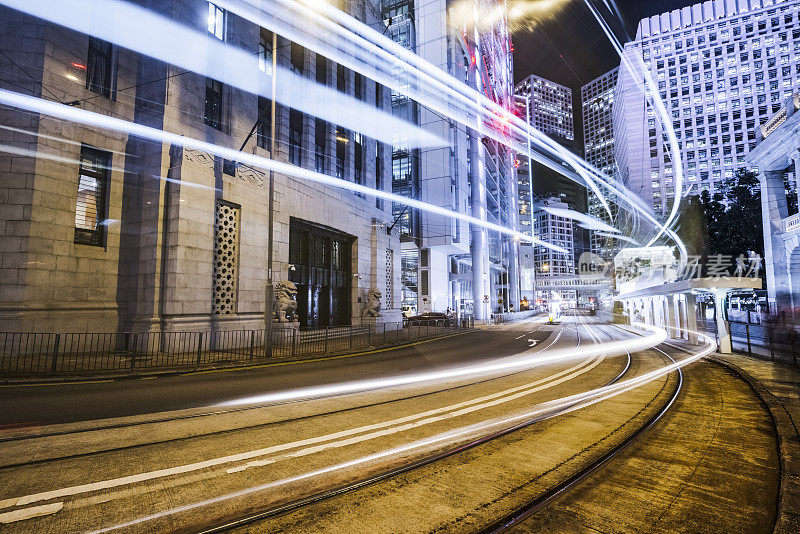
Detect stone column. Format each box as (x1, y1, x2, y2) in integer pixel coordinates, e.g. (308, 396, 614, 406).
(759, 169, 792, 313)
(791, 150, 800, 213)
(685, 292, 699, 345)
(710, 289, 732, 353)
(666, 295, 678, 338)
(675, 294, 686, 339)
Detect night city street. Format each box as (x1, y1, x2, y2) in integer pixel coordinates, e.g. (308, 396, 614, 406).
(1, 0, 799, 532)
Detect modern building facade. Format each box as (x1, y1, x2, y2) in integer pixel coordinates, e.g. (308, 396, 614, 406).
(0, 0, 403, 333)
(384, 0, 519, 318)
(516, 74, 575, 143)
(532, 197, 576, 302)
(582, 67, 621, 260)
(745, 93, 800, 317)
(615, 0, 800, 217)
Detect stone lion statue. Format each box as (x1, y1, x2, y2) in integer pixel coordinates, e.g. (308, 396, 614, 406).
(274, 280, 298, 322)
(363, 289, 383, 317)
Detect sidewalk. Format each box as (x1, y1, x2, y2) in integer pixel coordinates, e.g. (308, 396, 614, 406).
(705, 353, 800, 534)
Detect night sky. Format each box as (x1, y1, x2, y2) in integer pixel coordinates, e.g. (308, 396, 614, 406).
(513, 0, 700, 147)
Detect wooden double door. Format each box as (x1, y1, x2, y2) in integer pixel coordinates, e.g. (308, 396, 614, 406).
(288, 218, 353, 329)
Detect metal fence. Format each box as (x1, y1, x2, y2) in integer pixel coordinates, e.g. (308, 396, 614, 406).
(0, 320, 470, 377)
(698, 317, 800, 367)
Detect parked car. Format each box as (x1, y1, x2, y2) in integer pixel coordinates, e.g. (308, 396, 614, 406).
(401, 305, 417, 318)
(405, 312, 455, 327)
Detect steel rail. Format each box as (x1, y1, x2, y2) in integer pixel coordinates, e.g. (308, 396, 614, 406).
(476, 336, 682, 533)
(194, 322, 635, 533)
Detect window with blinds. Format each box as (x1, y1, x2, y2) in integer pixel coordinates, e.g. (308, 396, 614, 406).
(74, 146, 110, 246)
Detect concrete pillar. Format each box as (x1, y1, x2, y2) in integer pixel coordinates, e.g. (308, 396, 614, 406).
(467, 61, 488, 323)
(791, 150, 800, 213)
(712, 289, 732, 353)
(685, 293, 699, 345)
(759, 169, 792, 313)
(676, 294, 686, 340)
(666, 295, 678, 338)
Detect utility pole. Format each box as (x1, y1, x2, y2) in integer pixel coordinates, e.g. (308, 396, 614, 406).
(265, 30, 277, 357)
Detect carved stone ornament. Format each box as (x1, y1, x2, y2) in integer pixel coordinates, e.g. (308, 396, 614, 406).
(274, 280, 298, 323)
(363, 289, 383, 317)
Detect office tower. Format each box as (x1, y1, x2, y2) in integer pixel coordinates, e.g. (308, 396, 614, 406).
(615, 0, 800, 217)
(582, 67, 620, 260)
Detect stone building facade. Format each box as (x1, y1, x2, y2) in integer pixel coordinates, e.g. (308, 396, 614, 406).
(746, 93, 800, 318)
(0, 0, 401, 334)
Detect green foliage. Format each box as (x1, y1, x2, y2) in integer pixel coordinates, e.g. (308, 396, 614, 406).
(681, 168, 764, 259)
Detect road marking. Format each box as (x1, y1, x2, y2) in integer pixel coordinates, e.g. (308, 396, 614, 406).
(224, 356, 606, 475)
(0, 345, 599, 511)
(0, 502, 63, 523)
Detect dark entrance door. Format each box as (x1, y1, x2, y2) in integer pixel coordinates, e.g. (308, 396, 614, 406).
(288, 218, 353, 328)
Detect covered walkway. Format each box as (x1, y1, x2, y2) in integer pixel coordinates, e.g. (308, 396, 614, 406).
(616, 277, 762, 353)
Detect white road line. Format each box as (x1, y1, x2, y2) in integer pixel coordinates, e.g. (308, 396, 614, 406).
(0, 502, 63, 523)
(0, 338, 598, 511)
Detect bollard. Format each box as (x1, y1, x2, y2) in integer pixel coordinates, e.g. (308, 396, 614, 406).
(349, 326, 354, 349)
(324, 327, 329, 354)
(292, 328, 297, 357)
(746, 322, 752, 355)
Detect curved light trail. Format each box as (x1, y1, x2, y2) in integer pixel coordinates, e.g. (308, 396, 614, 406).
(2, 0, 686, 258)
(0, 88, 565, 252)
(81, 323, 714, 533)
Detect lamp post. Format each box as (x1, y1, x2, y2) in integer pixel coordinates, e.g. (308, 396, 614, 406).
(265, 30, 277, 357)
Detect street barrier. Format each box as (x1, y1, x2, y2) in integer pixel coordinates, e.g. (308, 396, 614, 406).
(0, 320, 471, 377)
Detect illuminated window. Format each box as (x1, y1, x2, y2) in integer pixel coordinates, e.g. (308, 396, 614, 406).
(74, 146, 110, 247)
(208, 2, 225, 40)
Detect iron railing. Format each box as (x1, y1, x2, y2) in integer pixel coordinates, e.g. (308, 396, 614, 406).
(698, 316, 799, 367)
(0, 320, 470, 377)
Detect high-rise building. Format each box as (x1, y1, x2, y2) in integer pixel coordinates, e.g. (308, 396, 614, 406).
(516, 74, 575, 143)
(582, 67, 620, 260)
(515, 73, 585, 291)
(532, 197, 576, 302)
(383, 0, 519, 318)
(615, 0, 800, 217)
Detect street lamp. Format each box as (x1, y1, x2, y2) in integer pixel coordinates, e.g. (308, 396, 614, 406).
(265, 30, 277, 357)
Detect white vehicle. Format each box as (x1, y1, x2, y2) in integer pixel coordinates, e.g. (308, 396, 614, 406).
(402, 306, 417, 318)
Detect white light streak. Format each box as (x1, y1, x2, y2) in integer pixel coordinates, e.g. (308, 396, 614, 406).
(0, 88, 564, 252)
(0, 0, 441, 149)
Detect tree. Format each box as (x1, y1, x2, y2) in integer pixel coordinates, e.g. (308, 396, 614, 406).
(679, 168, 764, 263)
(711, 168, 764, 259)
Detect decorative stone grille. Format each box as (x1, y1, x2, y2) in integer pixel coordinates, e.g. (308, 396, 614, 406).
(212, 201, 240, 315)
(385, 249, 393, 309)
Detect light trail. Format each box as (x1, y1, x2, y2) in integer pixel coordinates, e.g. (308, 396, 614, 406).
(539, 205, 620, 233)
(582, 0, 685, 250)
(228, 0, 687, 254)
(0, 0, 442, 149)
(0, 88, 565, 252)
(83, 323, 714, 533)
(216, 322, 664, 407)
(0, 0, 689, 255)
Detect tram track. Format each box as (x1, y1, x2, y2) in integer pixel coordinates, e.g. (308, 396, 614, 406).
(194, 320, 645, 534)
(0, 323, 556, 447)
(0, 320, 675, 533)
(0, 326, 574, 471)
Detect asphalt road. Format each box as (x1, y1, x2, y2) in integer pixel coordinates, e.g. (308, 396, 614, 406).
(0, 319, 734, 534)
(0, 323, 552, 426)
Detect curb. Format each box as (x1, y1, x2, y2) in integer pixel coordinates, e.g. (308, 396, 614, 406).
(705, 354, 800, 534)
(0, 330, 473, 387)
